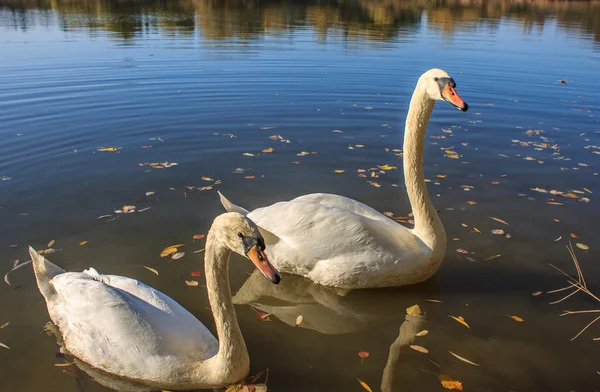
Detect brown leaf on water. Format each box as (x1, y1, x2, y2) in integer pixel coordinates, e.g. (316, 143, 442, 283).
(406, 304, 421, 316)
(570, 233, 578, 238)
(245, 176, 256, 179)
(358, 351, 369, 362)
(190, 271, 202, 277)
(201, 176, 214, 181)
(438, 374, 463, 391)
(532, 291, 542, 296)
(254, 310, 271, 322)
(0, 322, 8, 329)
(416, 330, 429, 337)
(357, 378, 373, 392)
(262, 148, 274, 153)
(449, 315, 470, 328)
(491, 229, 505, 235)
(193, 234, 205, 241)
(410, 345, 429, 353)
(0, 342, 9, 350)
(144, 266, 159, 276)
(47, 240, 55, 247)
(489, 217, 509, 226)
(509, 315, 524, 322)
(79, 241, 88, 246)
(576, 243, 589, 250)
(491, 181, 500, 185)
(449, 351, 480, 366)
(185, 280, 199, 286)
(466, 201, 477, 205)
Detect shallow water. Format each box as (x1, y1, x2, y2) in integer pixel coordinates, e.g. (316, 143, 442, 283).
(0, 0, 599, 391)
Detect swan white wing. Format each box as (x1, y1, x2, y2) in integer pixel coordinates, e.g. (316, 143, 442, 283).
(289, 193, 396, 224)
(47, 271, 217, 381)
(248, 197, 427, 287)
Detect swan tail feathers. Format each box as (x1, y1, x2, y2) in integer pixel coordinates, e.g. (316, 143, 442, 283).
(218, 191, 249, 215)
(29, 246, 65, 300)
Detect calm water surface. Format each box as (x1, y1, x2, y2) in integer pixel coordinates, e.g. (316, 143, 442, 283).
(1, 1, 600, 391)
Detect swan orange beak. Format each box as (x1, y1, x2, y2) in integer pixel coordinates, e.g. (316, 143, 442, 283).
(247, 245, 280, 284)
(442, 85, 468, 112)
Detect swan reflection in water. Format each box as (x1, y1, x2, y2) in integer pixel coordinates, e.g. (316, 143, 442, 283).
(232, 269, 437, 335)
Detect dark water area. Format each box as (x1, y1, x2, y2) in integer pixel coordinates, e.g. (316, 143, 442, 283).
(0, 0, 599, 391)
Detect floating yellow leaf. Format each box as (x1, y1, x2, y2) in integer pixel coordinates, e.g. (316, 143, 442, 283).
(160, 247, 178, 257)
(406, 304, 421, 316)
(483, 254, 501, 261)
(509, 315, 524, 322)
(438, 374, 463, 391)
(378, 164, 397, 171)
(201, 176, 214, 181)
(410, 345, 429, 353)
(262, 148, 274, 153)
(449, 315, 470, 328)
(185, 280, 199, 286)
(416, 330, 429, 337)
(295, 315, 303, 326)
(489, 216, 510, 226)
(357, 378, 372, 392)
(79, 241, 88, 246)
(436, 174, 447, 179)
(144, 266, 159, 276)
(334, 170, 345, 173)
(97, 147, 118, 152)
(449, 351, 480, 366)
(576, 243, 589, 251)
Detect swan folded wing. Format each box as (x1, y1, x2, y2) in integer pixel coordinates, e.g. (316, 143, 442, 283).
(48, 272, 217, 380)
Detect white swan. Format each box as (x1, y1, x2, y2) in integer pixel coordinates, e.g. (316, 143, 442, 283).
(219, 68, 468, 289)
(29, 212, 280, 391)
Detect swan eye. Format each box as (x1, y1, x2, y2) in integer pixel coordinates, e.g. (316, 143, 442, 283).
(237, 232, 244, 238)
(433, 77, 438, 81)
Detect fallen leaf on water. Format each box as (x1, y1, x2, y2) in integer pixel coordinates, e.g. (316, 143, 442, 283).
(378, 164, 397, 171)
(171, 252, 185, 260)
(438, 374, 463, 391)
(0, 342, 9, 350)
(489, 217, 509, 226)
(255, 311, 271, 322)
(97, 147, 118, 152)
(0, 322, 8, 329)
(570, 233, 578, 238)
(358, 351, 369, 362)
(245, 176, 256, 179)
(491, 229, 505, 235)
(144, 266, 159, 276)
(576, 243, 589, 251)
(160, 247, 178, 257)
(357, 378, 373, 392)
(295, 315, 303, 327)
(185, 280, 199, 286)
(262, 148, 274, 153)
(53, 363, 74, 367)
(416, 330, 429, 337)
(79, 241, 88, 246)
(243, 153, 255, 157)
(425, 299, 442, 303)
(532, 291, 542, 296)
(449, 315, 470, 328)
(97, 214, 112, 220)
(466, 201, 477, 205)
(456, 249, 468, 254)
(47, 240, 55, 247)
(472, 227, 481, 234)
(554, 236, 562, 242)
(193, 234, 205, 241)
(410, 345, 429, 353)
(436, 174, 447, 179)
(201, 176, 214, 181)
(483, 254, 501, 261)
(190, 271, 202, 277)
(509, 315, 524, 322)
(406, 304, 421, 316)
(334, 170, 345, 173)
(449, 351, 480, 366)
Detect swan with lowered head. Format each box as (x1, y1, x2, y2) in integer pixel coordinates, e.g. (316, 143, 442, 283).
(219, 68, 468, 289)
(30, 212, 280, 390)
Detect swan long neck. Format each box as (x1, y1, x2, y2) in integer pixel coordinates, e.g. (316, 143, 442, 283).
(193, 231, 249, 385)
(403, 86, 446, 255)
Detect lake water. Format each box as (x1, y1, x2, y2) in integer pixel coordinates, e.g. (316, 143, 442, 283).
(1, 0, 599, 391)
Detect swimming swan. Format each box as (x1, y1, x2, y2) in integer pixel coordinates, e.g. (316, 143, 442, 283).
(219, 69, 468, 289)
(30, 212, 280, 390)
